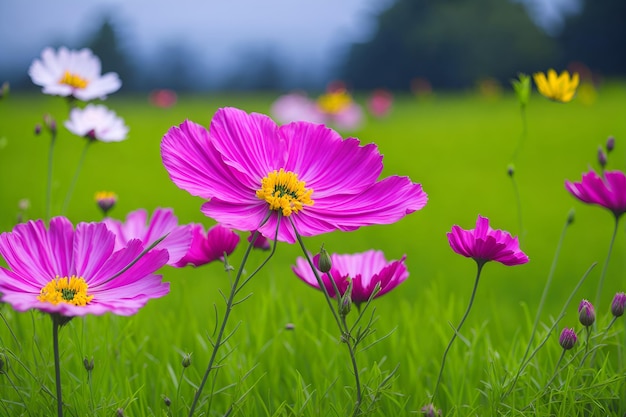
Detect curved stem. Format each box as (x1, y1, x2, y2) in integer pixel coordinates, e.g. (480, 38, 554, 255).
(52, 317, 63, 417)
(594, 216, 619, 308)
(61, 141, 91, 216)
(187, 219, 273, 417)
(46, 132, 57, 220)
(432, 261, 485, 403)
(504, 211, 572, 398)
(340, 314, 362, 416)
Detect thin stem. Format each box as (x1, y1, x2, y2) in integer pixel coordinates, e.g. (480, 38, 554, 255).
(52, 317, 63, 417)
(503, 211, 572, 398)
(340, 314, 362, 416)
(594, 216, 620, 308)
(431, 261, 485, 403)
(46, 131, 57, 220)
(542, 350, 566, 390)
(61, 141, 91, 215)
(187, 222, 271, 417)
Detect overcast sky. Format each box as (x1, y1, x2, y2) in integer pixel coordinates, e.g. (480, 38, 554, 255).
(0, 0, 579, 82)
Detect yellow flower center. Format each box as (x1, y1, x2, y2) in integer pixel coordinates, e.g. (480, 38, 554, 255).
(317, 89, 353, 114)
(94, 191, 117, 202)
(59, 70, 89, 89)
(38, 276, 93, 306)
(256, 168, 314, 216)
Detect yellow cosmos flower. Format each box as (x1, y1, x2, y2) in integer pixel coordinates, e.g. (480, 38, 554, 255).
(533, 69, 580, 103)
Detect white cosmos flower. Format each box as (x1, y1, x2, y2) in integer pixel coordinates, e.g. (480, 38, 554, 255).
(29, 47, 121, 101)
(65, 104, 128, 142)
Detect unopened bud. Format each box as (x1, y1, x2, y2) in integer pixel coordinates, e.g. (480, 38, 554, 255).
(567, 208, 575, 225)
(507, 164, 514, 178)
(318, 246, 332, 273)
(421, 403, 442, 417)
(83, 357, 94, 371)
(578, 299, 595, 327)
(182, 352, 192, 368)
(34, 124, 42, 135)
(164, 396, 171, 407)
(94, 191, 117, 216)
(339, 280, 353, 317)
(43, 114, 57, 135)
(606, 136, 615, 153)
(611, 292, 626, 318)
(598, 146, 607, 168)
(116, 408, 125, 417)
(559, 327, 577, 350)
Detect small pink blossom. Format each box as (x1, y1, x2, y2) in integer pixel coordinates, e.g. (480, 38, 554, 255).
(173, 224, 239, 267)
(565, 169, 626, 219)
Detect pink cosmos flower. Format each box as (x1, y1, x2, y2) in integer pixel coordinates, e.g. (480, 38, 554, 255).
(172, 224, 240, 267)
(447, 215, 529, 266)
(28, 47, 121, 101)
(248, 231, 271, 250)
(0, 217, 169, 317)
(103, 208, 192, 266)
(565, 170, 626, 219)
(161, 107, 427, 244)
(292, 250, 408, 306)
(65, 104, 129, 142)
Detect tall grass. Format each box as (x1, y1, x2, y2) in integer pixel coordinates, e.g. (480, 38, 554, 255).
(1, 84, 626, 415)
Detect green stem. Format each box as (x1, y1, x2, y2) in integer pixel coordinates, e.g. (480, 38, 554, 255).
(187, 217, 273, 417)
(52, 317, 63, 417)
(46, 131, 57, 220)
(594, 216, 619, 308)
(543, 349, 566, 390)
(340, 314, 362, 416)
(432, 261, 485, 403)
(503, 211, 572, 398)
(61, 141, 91, 216)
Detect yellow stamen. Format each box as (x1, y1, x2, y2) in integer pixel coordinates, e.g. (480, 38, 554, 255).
(256, 168, 314, 216)
(94, 191, 117, 202)
(38, 276, 93, 306)
(317, 89, 353, 114)
(59, 70, 89, 89)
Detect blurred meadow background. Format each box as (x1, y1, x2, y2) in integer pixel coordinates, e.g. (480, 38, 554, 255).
(1, 0, 626, 416)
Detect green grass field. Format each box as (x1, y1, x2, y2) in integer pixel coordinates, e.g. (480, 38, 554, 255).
(1, 83, 626, 416)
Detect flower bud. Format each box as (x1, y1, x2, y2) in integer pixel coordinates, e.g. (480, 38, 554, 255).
(34, 124, 42, 135)
(559, 327, 577, 350)
(420, 403, 442, 417)
(606, 136, 615, 153)
(43, 114, 56, 135)
(567, 208, 575, 225)
(578, 299, 595, 327)
(164, 396, 172, 407)
(116, 408, 125, 417)
(507, 164, 514, 178)
(597, 146, 607, 169)
(182, 352, 192, 368)
(94, 191, 117, 216)
(83, 357, 94, 371)
(611, 292, 626, 318)
(318, 246, 332, 273)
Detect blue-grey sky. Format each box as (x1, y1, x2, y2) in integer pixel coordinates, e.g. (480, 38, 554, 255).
(0, 0, 579, 83)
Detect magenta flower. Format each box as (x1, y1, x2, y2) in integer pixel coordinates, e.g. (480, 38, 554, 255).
(161, 107, 427, 244)
(565, 170, 626, 219)
(0, 217, 169, 317)
(367, 89, 393, 118)
(172, 224, 240, 267)
(559, 327, 577, 350)
(578, 299, 595, 327)
(248, 231, 271, 251)
(447, 215, 529, 266)
(611, 292, 626, 317)
(103, 208, 192, 266)
(292, 250, 408, 306)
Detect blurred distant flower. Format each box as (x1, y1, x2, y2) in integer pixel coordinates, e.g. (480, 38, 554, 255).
(606, 136, 615, 153)
(533, 69, 579, 103)
(172, 223, 239, 267)
(248, 231, 271, 251)
(447, 215, 529, 267)
(559, 327, 577, 350)
(149, 89, 177, 108)
(367, 89, 393, 118)
(597, 146, 607, 169)
(270, 92, 325, 125)
(0, 217, 169, 317)
(565, 170, 626, 219)
(29, 47, 121, 101)
(65, 104, 128, 142)
(420, 403, 442, 417)
(95, 191, 117, 216)
(292, 250, 408, 307)
(511, 73, 530, 108)
(161, 107, 427, 244)
(104, 208, 192, 266)
(477, 77, 502, 100)
(316, 87, 363, 131)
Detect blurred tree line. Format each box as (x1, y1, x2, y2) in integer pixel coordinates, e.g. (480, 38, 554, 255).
(9, 0, 625, 92)
(341, 0, 626, 90)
